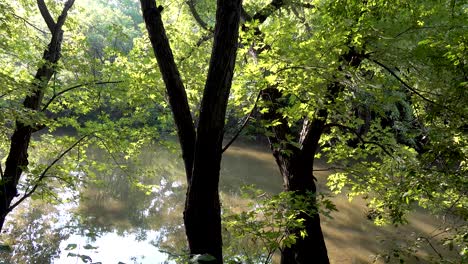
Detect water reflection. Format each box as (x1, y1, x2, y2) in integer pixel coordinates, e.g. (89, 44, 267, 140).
(0, 141, 460, 263)
(1, 144, 188, 263)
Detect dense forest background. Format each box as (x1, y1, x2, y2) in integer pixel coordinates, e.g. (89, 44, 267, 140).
(0, 0, 466, 263)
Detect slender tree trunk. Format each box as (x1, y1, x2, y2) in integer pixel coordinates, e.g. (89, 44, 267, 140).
(0, 0, 75, 232)
(184, 1, 241, 260)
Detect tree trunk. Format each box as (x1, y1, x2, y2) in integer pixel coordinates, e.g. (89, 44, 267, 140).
(278, 148, 329, 263)
(0, 0, 75, 232)
(261, 87, 330, 263)
(141, 0, 242, 261)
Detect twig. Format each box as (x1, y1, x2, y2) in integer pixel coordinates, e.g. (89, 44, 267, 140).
(93, 135, 132, 179)
(222, 91, 262, 153)
(41, 80, 122, 111)
(42, 174, 74, 186)
(312, 167, 344, 172)
(178, 32, 213, 63)
(326, 123, 394, 157)
(12, 13, 48, 34)
(418, 236, 443, 259)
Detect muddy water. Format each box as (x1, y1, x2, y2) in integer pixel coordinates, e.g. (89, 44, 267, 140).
(221, 142, 457, 264)
(0, 141, 457, 263)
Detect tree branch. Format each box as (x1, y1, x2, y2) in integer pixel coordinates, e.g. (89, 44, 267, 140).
(8, 134, 89, 213)
(418, 236, 444, 260)
(93, 135, 132, 178)
(222, 90, 262, 153)
(326, 123, 394, 158)
(178, 32, 213, 64)
(54, 0, 75, 32)
(12, 13, 48, 34)
(369, 58, 465, 118)
(140, 0, 196, 182)
(37, 0, 56, 32)
(41, 80, 123, 111)
(252, 0, 284, 23)
(240, 6, 252, 22)
(186, 0, 211, 31)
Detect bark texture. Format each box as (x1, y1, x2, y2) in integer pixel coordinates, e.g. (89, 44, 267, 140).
(262, 48, 365, 264)
(0, 0, 75, 232)
(261, 87, 330, 264)
(141, 0, 242, 262)
(140, 0, 196, 182)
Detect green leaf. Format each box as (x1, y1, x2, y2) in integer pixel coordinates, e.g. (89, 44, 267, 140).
(65, 243, 78, 250)
(83, 244, 98, 250)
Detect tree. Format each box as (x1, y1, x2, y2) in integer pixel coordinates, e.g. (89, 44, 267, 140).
(0, 0, 76, 232)
(228, 0, 466, 262)
(140, 0, 242, 261)
(0, 0, 146, 235)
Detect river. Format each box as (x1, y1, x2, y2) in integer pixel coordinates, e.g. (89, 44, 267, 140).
(0, 140, 458, 263)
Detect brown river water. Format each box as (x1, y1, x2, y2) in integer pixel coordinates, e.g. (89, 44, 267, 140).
(0, 140, 460, 263)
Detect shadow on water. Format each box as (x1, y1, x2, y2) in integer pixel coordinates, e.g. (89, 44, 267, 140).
(0, 140, 461, 263)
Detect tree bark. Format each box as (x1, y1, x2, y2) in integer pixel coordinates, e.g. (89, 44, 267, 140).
(0, 0, 75, 232)
(184, 0, 241, 261)
(261, 87, 330, 264)
(261, 47, 364, 263)
(140, 0, 196, 182)
(141, 0, 242, 262)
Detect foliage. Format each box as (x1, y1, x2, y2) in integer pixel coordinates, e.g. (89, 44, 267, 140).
(227, 0, 467, 261)
(222, 185, 336, 263)
(0, 0, 466, 262)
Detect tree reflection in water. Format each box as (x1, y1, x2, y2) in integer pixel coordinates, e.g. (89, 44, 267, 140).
(1, 141, 451, 263)
(1, 145, 187, 263)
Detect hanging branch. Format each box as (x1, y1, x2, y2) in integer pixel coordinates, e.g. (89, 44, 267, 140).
(222, 90, 262, 153)
(41, 80, 123, 111)
(326, 123, 395, 158)
(7, 134, 89, 213)
(369, 58, 466, 118)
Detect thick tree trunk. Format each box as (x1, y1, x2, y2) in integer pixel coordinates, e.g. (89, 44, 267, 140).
(184, 1, 241, 261)
(141, 0, 241, 262)
(278, 151, 329, 263)
(261, 87, 330, 263)
(0, 0, 74, 232)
